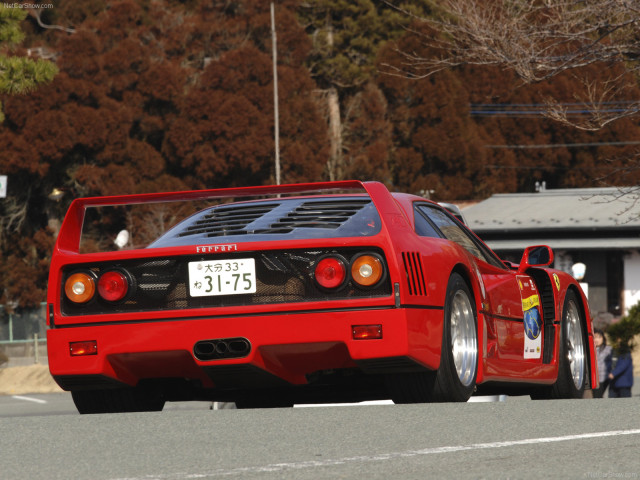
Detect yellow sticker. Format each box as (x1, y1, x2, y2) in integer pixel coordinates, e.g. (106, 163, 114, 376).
(553, 273, 561, 291)
(522, 294, 540, 312)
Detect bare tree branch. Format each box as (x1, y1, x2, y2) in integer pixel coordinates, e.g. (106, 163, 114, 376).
(0, 194, 29, 247)
(387, 0, 640, 130)
(28, 8, 75, 34)
(544, 74, 640, 130)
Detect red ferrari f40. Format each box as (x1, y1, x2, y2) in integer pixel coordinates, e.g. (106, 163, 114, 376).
(46, 181, 598, 413)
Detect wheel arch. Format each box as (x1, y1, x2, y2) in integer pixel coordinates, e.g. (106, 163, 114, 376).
(567, 284, 592, 332)
(449, 263, 484, 383)
(565, 283, 597, 390)
(450, 264, 476, 301)
(450, 263, 483, 321)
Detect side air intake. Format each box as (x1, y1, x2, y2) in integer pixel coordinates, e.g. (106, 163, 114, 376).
(402, 252, 426, 296)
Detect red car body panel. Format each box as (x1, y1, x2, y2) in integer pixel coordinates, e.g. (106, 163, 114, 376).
(47, 181, 598, 404)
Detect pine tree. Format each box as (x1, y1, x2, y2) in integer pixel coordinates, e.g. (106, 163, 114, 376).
(0, 5, 58, 122)
(297, 0, 421, 181)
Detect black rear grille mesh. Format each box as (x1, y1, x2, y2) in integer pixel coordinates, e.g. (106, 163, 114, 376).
(61, 248, 391, 316)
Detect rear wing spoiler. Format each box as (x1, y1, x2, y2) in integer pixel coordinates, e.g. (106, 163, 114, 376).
(56, 180, 390, 253)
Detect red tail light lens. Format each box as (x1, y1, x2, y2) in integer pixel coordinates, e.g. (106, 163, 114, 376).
(97, 270, 129, 302)
(64, 272, 96, 304)
(70, 340, 98, 356)
(314, 257, 347, 289)
(352, 324, 382, 340)
(351, 254, 384, 287)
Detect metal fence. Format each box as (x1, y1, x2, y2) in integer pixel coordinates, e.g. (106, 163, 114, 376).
(0, 303, 48, 365)
(0, 303, 47, 342)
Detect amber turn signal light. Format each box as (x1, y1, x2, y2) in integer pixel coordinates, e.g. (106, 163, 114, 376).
(64, 272, 96, 304)
(351, 254, 383, 287)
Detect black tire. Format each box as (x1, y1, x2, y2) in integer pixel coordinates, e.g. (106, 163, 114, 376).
(71, 388, 165, 414)
(531, 289, 588, 400)
(387, 273, 478, 403)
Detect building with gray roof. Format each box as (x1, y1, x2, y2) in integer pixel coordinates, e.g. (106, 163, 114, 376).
(463, 187, 640, 320)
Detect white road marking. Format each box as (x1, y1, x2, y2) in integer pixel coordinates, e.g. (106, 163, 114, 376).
(110, 428, 640, 479)
(294, 400, 393, 408)
(11, 395, 47, 404)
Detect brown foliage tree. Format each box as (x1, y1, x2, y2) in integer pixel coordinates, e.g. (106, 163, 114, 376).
(380, 14, 640, 196)
(0, 0, 328, 308)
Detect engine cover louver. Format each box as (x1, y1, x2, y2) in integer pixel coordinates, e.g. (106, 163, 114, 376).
(177, 199, 371, 238)
(259, 199, 372, 233)
(178, 204, 279, 238)
(149, 196, 382, 248)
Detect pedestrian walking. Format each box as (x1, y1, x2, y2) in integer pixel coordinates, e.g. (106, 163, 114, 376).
(592, 328, 612, 398)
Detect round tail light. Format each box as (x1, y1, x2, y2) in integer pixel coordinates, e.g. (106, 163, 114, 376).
(97, 270, 130, 302)
(314, 257, 347, 289)
(65, 272, 96, 304)
(351, 254, 384, 287)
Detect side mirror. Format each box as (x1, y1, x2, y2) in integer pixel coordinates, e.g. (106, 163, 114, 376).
(518, 245, 554, 272)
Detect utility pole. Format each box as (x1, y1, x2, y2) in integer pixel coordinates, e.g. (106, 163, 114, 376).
(271, 2, 281, 185)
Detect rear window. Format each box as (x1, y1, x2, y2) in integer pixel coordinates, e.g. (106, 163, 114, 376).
(149, 197, 381, 248)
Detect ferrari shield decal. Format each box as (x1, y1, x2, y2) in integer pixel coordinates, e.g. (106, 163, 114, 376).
(517, 276, 542, 359)
(553, 273, 561, 291)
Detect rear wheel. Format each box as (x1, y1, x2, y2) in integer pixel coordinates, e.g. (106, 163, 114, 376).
(531, 289, 587, 399)
(388, 273, 478, 403)
(71, 387, 165, 414)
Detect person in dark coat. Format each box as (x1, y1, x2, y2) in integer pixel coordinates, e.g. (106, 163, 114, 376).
(608, 344, 634, 398)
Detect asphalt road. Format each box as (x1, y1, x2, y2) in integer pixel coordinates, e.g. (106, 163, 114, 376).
(1, 394, 640, 479)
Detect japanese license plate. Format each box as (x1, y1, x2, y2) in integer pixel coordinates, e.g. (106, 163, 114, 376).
(188, 259, 256, 297)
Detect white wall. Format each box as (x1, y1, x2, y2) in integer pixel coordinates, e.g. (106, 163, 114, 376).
(623, 251, 640, 314)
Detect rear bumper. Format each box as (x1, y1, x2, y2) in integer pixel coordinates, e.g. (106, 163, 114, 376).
(48, 306, 444, 391)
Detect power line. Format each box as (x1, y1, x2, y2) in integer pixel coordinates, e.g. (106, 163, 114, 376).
(484, 164, 631, 170)
(470, 101, 640, 117)
(485, 141, 640, 149)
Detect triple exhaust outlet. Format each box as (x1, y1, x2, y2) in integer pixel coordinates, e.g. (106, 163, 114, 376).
(193, 337, 251, 360)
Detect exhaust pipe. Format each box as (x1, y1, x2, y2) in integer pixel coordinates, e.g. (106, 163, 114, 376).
(193, 337, 251, 361)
